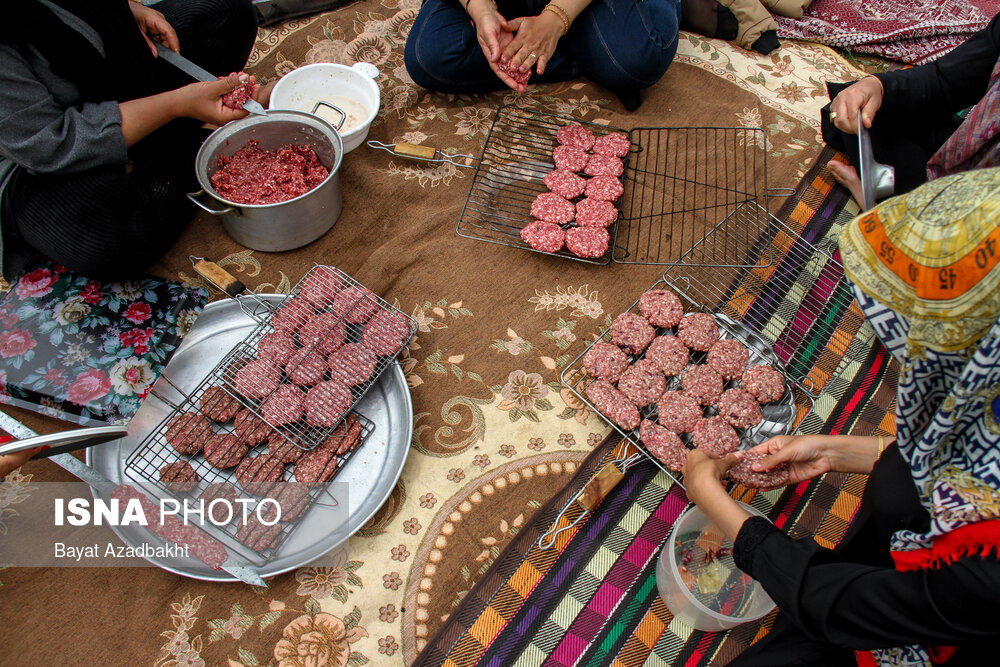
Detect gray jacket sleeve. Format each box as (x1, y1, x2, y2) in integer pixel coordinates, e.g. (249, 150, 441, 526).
(0, 44, 128, 175)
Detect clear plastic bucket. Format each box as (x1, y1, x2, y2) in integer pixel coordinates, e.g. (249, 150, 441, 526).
(656, 503, 775, 631)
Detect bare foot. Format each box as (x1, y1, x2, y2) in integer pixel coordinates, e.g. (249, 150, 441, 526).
(828, 159, 866, 209)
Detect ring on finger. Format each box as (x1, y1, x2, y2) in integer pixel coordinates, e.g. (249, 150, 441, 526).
(829, 111, 838, 121)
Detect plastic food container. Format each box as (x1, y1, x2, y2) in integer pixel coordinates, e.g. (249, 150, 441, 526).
(656, 503, 775, 631)
(269, 63, 380, 153)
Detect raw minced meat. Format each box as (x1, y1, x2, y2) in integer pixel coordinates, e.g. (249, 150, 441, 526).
(165, 412, 212, 455)
(677, 312, 720, 352)
(575, 198, 618, 227)
(656, 391, 702, 434)
(728, 450, 790, 488)
(203, 434, 248, 469)
(646, 335, 689, 376)
(260, 384, 304, 425)
(717, 388, 763, 429)
(211, 140, 329, 205)
(584, 378, 640, 430)
(530, 192, 575, 224)
(565, 226, 609, 258)
(639, 289, 684, 328)
(617, 358, 666, 408)
(707, 339, 750, 380)
(583, 175, 624, 202)
(742, 364, 786, 404)
(553, 145, 589, 172)
(583, 341, 630, 382)
(680, 364, 724, 406)
(691, 416, 739, 457)
(544, 169, 587, 199)
(592, 132, 630, 157)
(639, 419, 688, 471)
(610, 312, 655, 355)
(521, 220, 565, 253)
(159, 461, 200, 492)
(557, 123, 596, 150)
(584, 154, 624, 178)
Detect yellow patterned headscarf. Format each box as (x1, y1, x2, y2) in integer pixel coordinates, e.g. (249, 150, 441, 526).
(840, 168, 1000, 353)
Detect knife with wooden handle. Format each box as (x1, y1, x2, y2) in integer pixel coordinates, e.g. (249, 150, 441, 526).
(155, 43, 266, 116)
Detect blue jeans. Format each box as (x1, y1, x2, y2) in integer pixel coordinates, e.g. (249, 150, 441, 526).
(404, 0, 681, 95)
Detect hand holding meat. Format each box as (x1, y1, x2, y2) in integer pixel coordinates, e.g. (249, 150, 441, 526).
(503, 12, 563, 76)
(178, 74, 257, 126)
(828, 76, 884, 134)
(681, 448, 742, 505)
(749, 433, 884, 484)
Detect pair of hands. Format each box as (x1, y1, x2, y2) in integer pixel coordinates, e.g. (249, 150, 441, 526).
(128, 2, 262, 127)
(469, 0, 565, 92)
(683, 434, 844, 507)
(828, 76, 885, 135)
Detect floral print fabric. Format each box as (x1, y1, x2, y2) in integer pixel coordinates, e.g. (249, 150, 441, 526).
(0, 260, 207, 425)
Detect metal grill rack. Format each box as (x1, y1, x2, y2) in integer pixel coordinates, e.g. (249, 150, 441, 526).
(661, 205, 874, 400)
(122, 264, 417, 564)
(455, 106, 781, 266)
(124, 409, 374, 564)
(456, 107, 630, 265)
(561, 291, 812, 483)
(616, 127, 773, 266)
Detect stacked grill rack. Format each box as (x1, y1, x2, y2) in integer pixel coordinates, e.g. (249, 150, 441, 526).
(123, 264, 417, 564)
(561, 290, 812, 483)
(123, 409, 375, 564)
(456, 107, 630, 265)
(456, 106, 780, 266)
(562, 205, 872, 478)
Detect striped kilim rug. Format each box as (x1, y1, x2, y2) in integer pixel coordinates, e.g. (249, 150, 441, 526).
(412, 147, 900, 667)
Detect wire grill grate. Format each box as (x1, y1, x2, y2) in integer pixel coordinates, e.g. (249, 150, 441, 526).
(561, 289, 812, 482)
(122, 264, 416, 564)
(456, 106, 630, 265)
(124, 409, 374, 564)
(661, 203, 873, 399)
(616, 127, 770, 265)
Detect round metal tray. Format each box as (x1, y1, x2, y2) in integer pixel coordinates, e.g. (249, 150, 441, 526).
(87, 295, 412, 582)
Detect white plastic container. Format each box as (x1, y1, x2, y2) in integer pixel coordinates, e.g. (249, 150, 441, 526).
(269, 63, 380, 153)
(656, 503, 775, 631)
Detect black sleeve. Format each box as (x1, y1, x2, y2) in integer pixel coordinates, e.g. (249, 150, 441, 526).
(876, 12, 1000, 121)
(733, 516, 1000, 650)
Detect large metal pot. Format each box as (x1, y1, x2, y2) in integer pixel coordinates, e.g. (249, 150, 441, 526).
(190, 110, 344, 252)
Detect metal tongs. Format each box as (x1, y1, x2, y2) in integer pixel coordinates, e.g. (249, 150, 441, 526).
(537, 439, 645, 549)
(367, 140, 477, 168)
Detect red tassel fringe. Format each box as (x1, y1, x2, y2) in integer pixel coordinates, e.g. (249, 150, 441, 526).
(891, 520, 1000, 572)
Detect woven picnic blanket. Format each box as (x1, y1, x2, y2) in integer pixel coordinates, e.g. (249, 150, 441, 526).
(776, 0, 1000, 64)
(412, 147, 900, 667)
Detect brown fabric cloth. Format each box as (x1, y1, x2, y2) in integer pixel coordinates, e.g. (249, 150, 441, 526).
(0, 6, 867, 664)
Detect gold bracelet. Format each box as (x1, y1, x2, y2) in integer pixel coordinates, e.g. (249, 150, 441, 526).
(875, 436, 887, 460)
(864, 74, 884, 97)
(543, 3, 571, 35)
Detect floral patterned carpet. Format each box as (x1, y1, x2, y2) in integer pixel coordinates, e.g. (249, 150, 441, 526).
(0, 3, 868, 665)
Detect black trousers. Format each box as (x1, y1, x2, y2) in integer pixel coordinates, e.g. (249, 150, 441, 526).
(1, 0, 258, 281)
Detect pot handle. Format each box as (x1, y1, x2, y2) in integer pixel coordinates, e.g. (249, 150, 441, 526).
(312, 101, 347, 131)
(187, 189, 236, 216)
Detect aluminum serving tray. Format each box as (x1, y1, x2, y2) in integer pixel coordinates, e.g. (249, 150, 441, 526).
(87, 295, 412, 582)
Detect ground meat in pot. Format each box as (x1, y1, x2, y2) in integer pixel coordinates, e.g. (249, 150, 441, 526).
(211, 140, 329, 206)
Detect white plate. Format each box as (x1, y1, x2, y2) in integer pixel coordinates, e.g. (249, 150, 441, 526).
(86, 295, 412, 582)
